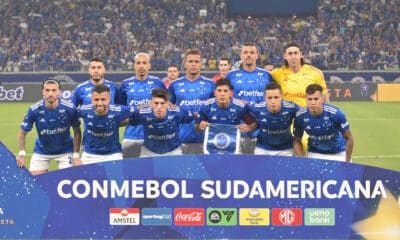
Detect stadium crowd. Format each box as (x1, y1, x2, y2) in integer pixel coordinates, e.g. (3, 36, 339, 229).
(0, 0, 399, 72)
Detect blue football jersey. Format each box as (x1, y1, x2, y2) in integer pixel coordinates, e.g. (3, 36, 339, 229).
(249, 100, 300, 150)
(197, 97, 250, 126)
(294, 104, 350, 154)
(169, 76, 215, 143)
(129, 107, 193, 154)
(71, 79, 118, 106)
(118, 75, 166, 140)
(20, 99, 80, 155)
(79, 104, 131, 155)
(226, 67, 273, 104)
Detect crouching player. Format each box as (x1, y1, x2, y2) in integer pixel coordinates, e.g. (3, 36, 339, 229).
(129, 88, 194, 157)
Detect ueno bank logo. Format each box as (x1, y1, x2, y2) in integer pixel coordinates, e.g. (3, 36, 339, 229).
(174, 208, 204, 226)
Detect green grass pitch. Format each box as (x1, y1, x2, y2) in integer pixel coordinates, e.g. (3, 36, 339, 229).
(0, 102, 399, 172)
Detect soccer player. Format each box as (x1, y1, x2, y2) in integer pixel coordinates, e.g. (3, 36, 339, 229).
(249, 82, 300, 156)
(71, 58, 118, 107)
(118, 52, 166, 158)
(129, 88, 193, 157)
(75, 85, 131, 165)
(211, 57, 231, 82)
(169, 48, 215, 154)
(16, 78, 81, 175)
(271, 42, 330, 108)
(225, 43, 273, 154)
(196, 78, 256, 153)
(163, 64, 180, 88)
(293, 84, 354, 162)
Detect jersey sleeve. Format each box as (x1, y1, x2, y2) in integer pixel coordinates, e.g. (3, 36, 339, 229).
(71, 87, 81, 107)
(168, 83, 177, 104)
(20, 107, 35, 132)
(293, 114, 304, 138)
(118, 83, 127, 105)
(180, 109, 194, 123)
(70, 108, 81, 127)
(195, 105, 208, 124)
(335, 108, 350, 133)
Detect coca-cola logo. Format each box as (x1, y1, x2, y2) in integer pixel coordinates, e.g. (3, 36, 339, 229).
(174, 208, 204, 226)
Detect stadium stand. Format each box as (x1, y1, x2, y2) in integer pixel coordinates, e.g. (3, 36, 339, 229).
(0, 0, 399, 72)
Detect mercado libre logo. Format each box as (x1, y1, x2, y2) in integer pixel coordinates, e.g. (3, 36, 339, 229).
(207, 208, 237, 226)
(272, 208, 302, 226)
(174, 208, 205, 226)
(109, 208, 140, 226)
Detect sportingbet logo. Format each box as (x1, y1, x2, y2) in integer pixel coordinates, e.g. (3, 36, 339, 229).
(109, 208, 140, 225)
(0, 86, 24, 101)
(174, 208, 204, 226)
(272, 208, 302, 226)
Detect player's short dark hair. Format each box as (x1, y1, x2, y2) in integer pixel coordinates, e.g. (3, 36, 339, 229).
(167, 64, 179, 71)
(184, 49, 202, 62)
(306, 84, 323, 95)
(92, 85, 110, 94)
(89, 57, 106, 67)
(242, 43, 259, 54)
(42, 77, 61, 90)
(283, 42, 305, 66)
(218, 57, 231, 65)
(216, 78, 233, 90)
(264, 82, 282, 92)
(152, 88, 170, 101)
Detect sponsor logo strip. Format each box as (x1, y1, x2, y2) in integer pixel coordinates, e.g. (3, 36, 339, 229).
(207, 208, 237, 226)
(239, 208, 270, 226)
(304, 208, 335, 226)
(109, 208, 140, 225)
(141, 208, 173, 226)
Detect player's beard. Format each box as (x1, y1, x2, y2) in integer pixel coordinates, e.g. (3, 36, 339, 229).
(94, 104, 108, 115)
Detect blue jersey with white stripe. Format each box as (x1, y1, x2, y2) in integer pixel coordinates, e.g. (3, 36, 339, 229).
(79, 104, 131, 155)
(226, 67, 273, 104)
(20, 99, 80, 155)
(249, 101, 300, 150)
(169, 76, 215, 143)
(294, 104, 350, 154)
(197, 97, 250, 126)
(71, 79, 118, 106)
(118, 75, 166, 140)
(129, 107, 193, 154)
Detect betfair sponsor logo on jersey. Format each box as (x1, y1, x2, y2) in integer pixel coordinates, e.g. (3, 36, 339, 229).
(206, 208, 237, 226)
(272, 208, 302, 226)
(304, 208, 335, 226)
(109, 208, 140, 225)
(239, 208, 269, 226)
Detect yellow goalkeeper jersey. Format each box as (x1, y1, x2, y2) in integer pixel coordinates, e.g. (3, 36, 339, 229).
(271, 64, 328, 107)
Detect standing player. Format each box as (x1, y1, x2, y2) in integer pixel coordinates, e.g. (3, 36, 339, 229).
(271, 42, 330, 108)
(226, 43, 274, 154)
(211, 57, 231, 82)
(118, 52, 166, 158)
(249, 82, 300, 156)
(163, 64, 180, 88)
(16, 78, 81, 175)
(196, 78, 255, 135)
(129, 88, 193, 157)
(71, 58, 118, 107)
(75, 85, 131, 165)
(293, 84, 354, 162)
(169, 49, 215, 154)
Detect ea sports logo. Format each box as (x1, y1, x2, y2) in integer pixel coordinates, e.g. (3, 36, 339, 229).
(213, 133, 231, 150)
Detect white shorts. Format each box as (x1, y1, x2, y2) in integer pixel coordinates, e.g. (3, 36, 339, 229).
(29, 153, 73, 171)
(254, 147, 294, 156)
(81, 152, 123, 165)
(140, 146, 182, 157)
(122, 139, 144, 159)
(307, 151, 349, 162)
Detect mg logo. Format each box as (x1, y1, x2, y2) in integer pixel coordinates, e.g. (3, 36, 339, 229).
(279, 209, 295, 225)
